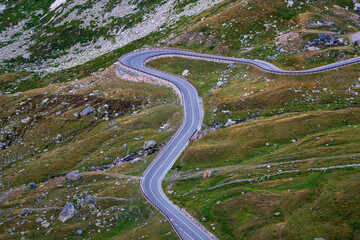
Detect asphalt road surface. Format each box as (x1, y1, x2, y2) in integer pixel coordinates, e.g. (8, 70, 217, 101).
(119, 48, 360, 240)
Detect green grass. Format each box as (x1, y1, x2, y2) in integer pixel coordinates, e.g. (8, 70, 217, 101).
(165, 167, 360, 240)
(0, 66, 182, 190)
(0, 171, 176, 240)
(148, 57, 360, 125)
(180, 109, 360, 169)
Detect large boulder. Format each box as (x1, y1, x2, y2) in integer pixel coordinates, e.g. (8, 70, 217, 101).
(80, 106, 94, 116)
(143, 140, 156, 150)
(58, 202, 76, 222)
(65, 170, 82, 181)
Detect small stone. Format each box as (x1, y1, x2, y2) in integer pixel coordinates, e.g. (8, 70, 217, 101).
(355, 3, 360, 11)
(23, 53, 30, 59)
(274, 212, 280, 216)
(29, 182, 37, 189)
(21, 117, 31, 123)
(80, 106, 94, 116)
(182, 69, 190, 76)
(131, 157, 141, 163)
(65, 170, 81, 181)
(160, 123, 170, 131)
(76, 229, 83, 235)
(73, 112, 79, 118)
(41, 220, 50, 228)
(224, 119, 236, 127)
(143, 140, 156, 150)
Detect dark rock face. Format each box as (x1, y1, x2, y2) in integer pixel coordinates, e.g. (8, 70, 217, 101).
(29, 182, 37, 189)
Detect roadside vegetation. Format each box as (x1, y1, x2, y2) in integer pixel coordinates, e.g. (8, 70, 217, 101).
(0, 171, 176, 239)
(0, 66, 181, 239)
(164, 166, 360, 239)
(1, 0, 360, 239)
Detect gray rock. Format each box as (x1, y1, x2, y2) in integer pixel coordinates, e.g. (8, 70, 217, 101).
(84, 194, 95, 204)
(23, 53, 30, 59)
(73, 112, 79, 118)
(76, 229, 83, 235)
(80, 106, 94, 116)
(0, 5, 6, 14)
(160, 123, 170, 130)
(41, 220, 50, 228)
(21, 117, 31, 123)
(287, 0, 294, 7)
(182, 69, 190, 76)
(224, 119, 236, 127)
(355, 3, 360, 11)
(29, 182, 37, 189)
(58, 202, 76, 222)
(131, 157, 141, 163)
(143, 140, 156, 150)
(65, 170, 81, 181)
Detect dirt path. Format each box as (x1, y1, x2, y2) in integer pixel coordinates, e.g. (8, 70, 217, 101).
(166, 153, 360, 181)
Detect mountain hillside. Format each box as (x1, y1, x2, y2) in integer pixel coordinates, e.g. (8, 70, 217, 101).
(1, 0, 360, 239)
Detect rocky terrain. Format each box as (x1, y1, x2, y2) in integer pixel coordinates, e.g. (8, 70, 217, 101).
(1, 0, 360, 239)
(0, 0, 224, 73)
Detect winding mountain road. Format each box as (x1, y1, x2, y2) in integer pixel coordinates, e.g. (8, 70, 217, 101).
(118, 48, 360, 240)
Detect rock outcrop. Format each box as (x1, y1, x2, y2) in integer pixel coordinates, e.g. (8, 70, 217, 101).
(143, 140, 157, 150)
(65, 170, 82, 181)
(58, 202, 76, 222)
(80, 106, 94, 116)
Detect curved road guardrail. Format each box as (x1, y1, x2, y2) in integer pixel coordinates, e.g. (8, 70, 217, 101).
(118, 48, 360, 240)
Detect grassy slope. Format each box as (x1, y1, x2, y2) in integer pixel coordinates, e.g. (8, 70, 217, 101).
(148, 17, 360, 238)
(1, 0, 360, 239)
(0, 66, 182, 190)
(164, 0, 360, 69)
(164, 167, 360, 240)
(145, 2, 360, 237)
(0, 171, 176, 239)
(148, 57, 360, 169)
(0, 66, 182, 239)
